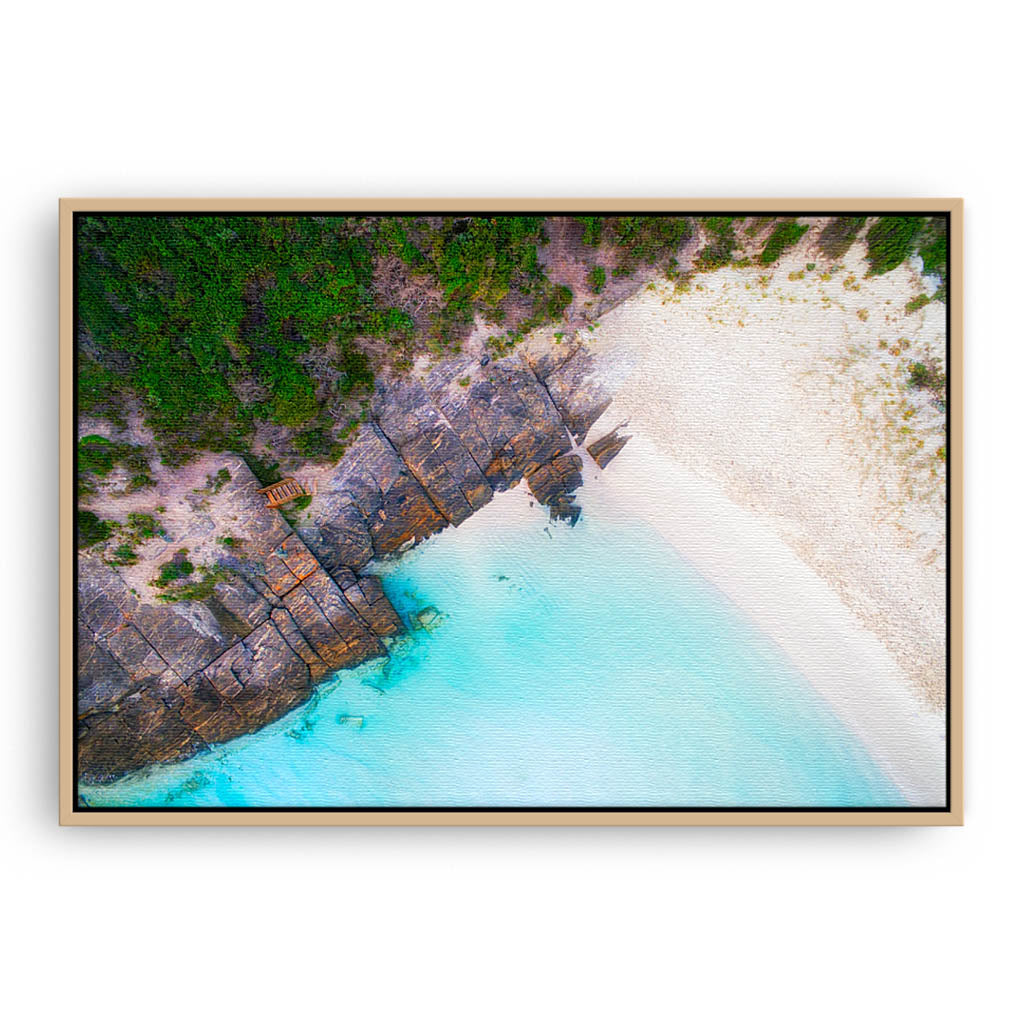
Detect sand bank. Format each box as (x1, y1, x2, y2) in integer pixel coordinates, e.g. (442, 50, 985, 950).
(580, 234, 947, 804)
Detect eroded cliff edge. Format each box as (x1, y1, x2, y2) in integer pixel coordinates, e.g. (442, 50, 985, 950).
(77, 335, 622, 782)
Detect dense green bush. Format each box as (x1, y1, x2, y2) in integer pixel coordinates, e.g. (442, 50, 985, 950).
(865, 216, 924, 276)
(576, 217, 604, 246)
(695, 217, 738, 270)
(908, 360, 946, 395)
(77, 215, 410, 460)
(606, 217, 692, 276)
(546, 284, 573, 319)
(759, 221, 809, 265)
(154, 552, 195, 587)
(588, 266, 606, 294)
(77, 509, 112, 547)
(914, 217, 948, 289)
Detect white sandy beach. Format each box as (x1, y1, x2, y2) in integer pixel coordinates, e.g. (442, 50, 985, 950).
(579, 232, 947, 805)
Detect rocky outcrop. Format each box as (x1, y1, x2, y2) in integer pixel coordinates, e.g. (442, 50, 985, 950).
(526, 454, 584, 525)
(78, 335, 622, 783)
(587, 426, 632, 469)
(77, 465, 403, 782)
(298, 423, 449, 573)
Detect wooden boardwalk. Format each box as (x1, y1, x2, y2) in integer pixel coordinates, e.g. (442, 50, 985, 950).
(257, 477, 309, 509)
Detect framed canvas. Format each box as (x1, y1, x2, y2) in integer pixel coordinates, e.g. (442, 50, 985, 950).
(59, 199, 963, 825)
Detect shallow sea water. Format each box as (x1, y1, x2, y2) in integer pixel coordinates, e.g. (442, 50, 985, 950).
(82, 485, 903, 808)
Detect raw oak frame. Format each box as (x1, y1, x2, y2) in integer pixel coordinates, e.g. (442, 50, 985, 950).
(59, 197, 964, 826)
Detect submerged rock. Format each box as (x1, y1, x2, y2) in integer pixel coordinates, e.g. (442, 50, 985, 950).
(413, 606, 443, 631)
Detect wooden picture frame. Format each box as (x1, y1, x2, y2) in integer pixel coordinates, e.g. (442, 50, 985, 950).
(60, 198, 963, 825)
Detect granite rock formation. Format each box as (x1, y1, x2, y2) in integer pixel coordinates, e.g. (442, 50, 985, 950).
(78, 338, 626, 782)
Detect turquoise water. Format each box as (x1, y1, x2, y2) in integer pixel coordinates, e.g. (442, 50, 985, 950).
(81, 490, 903, 808)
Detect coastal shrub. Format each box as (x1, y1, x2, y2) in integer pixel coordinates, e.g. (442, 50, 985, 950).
(914, 217, 948, 291)
(908, 360, 946, 396)
(759, 221, 809, 265)
(154, 565, 231, 603)
(78, 435, 117, 476)
(293, 424, 342, 461)
(76, 214, 392, 460)
(546, 284, 573, 320)
(78, 436, 154, 490)
(906, 294, 931, 314)
(374, 218, 425, 267)
(127, 473, 156, 492)
(576, 217, 604, 246)
(606, 217, 693, 276)
(694, 217, 737, 271)
(154, 552, 195, 587)
(430, 216, 546, 314)
(126, 512, 163, 542)
(336, 345, 374, 397)
(588, 266, 606, 294)
(77, 509, 112, 548)
(240, 451, 280, 487)
(108, 543, 138, 567)
(865, 216, 924, 276)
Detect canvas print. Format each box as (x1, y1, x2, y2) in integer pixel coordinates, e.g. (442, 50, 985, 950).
(69, 208, 953, 814)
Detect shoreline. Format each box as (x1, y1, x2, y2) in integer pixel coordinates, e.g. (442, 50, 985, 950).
(582, 436, 944, 804)
(578, 239, 947, 804)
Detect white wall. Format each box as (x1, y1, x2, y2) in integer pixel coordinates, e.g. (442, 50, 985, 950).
(3, 2, 1019, 1020)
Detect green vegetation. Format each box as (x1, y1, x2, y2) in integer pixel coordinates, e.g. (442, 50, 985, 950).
(293, 423, 348, 462)
(153, 551, 195, 587)
(906, 294, 931, 314)
(919, 228, 947, 280)
(759, 221, 809, 265)
(77, 509, 113, 547)
(865, 216, 923, 276)
(77, 215, 400, 462)
(588, 265, 606, 294)
(423, 216, 547, 332)
(914, 217, 948, 296)
(77, 435, 153, 495)
(218, 535, 241, 548)
(196, 467, 232, 494)
(78, 435, 119, 476)
(605, 217, 692, 276)
(576, 217, 604, 246)
(861, 215, 949, 290)
(817, 217, 867, 260)
(77, 215, 579, 464)
(154, 565, 232, 603)
(458, 376, 471, 387)
(240, 451, 280, 487)
(546, 283, 573, 320)
(125, 512, 163, 543)
(908, 359, 946, 404)
(694, 217, 737, 271)
(108, 543, 138, 567)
